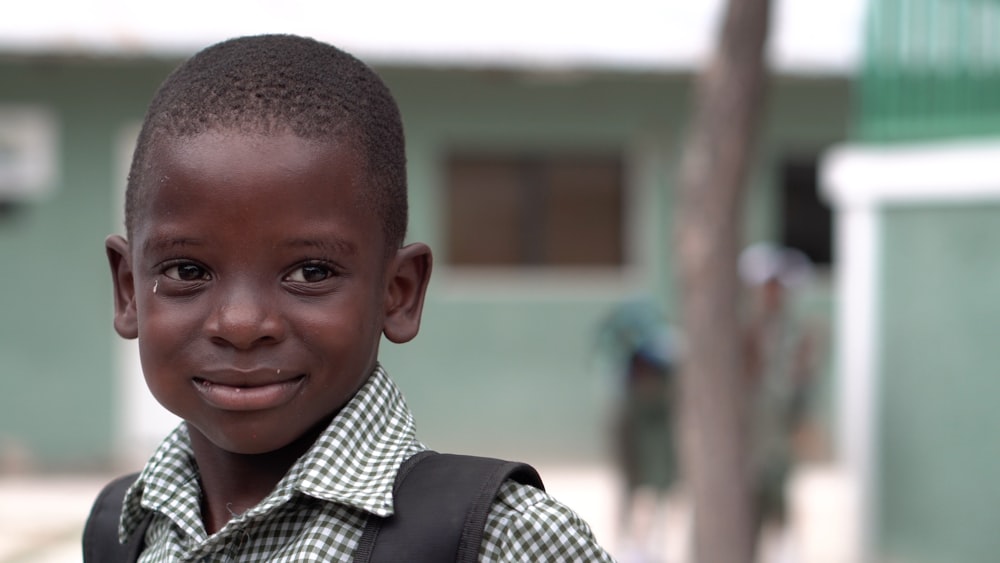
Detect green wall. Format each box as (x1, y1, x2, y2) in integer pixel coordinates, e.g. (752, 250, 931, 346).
(0, 58, 849, 469)
(880, 204, 1000, 562)
(377, 68, 684, 464)
(0, 58, 175, 468)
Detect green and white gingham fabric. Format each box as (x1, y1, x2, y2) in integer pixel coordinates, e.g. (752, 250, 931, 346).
(120, 365, 615, 562)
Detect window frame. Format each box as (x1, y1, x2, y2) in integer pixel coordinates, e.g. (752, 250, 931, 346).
(431, 138, 662, 298)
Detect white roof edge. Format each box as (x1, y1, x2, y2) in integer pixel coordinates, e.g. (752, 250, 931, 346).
(821, 138, 1000, 207)
(0, 42, 855, 77)
(0, 0, 863, 75)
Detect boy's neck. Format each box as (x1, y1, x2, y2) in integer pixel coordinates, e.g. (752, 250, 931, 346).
(188, 420, 329, 535)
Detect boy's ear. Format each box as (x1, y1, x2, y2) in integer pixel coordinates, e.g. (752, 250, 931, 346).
(382, 243, 432, 344)
(106, 235, 139, 339)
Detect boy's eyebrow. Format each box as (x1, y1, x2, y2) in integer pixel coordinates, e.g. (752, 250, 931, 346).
(143, 237, 203, 254)
(283, 237, 358, 256)
(140, 236, 359, 256)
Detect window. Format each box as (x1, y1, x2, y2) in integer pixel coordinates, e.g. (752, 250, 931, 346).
(0, 106, 58, 202)
(779, 155, 831, 265)
(445, 152, 624, 267)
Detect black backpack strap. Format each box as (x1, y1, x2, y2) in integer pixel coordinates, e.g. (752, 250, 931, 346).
(354, 450, 544, 563)
(82, 472, 152, 563)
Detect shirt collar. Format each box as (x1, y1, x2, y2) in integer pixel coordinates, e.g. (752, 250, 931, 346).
(120, 364, 422, 541)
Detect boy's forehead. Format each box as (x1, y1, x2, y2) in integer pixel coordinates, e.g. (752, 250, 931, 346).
(140, 129, 363, 188)
(148, 127, 356, 164)
(132, 130, 373, 230)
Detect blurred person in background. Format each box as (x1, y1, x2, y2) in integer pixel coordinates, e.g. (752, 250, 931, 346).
(739, 243, 821, 563)
(598, 299, 682, 563)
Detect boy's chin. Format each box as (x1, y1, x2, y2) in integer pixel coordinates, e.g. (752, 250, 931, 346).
(187, 419, 329, 459)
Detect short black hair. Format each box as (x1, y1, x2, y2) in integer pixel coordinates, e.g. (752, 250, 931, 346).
(125, 34, 407, 251)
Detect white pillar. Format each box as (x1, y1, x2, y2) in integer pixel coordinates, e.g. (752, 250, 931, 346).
(822, 137, 1000, 562)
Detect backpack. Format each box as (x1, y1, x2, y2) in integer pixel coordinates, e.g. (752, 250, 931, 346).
(83, 450, 544, 562)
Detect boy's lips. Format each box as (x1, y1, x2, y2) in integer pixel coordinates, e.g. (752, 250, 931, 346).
(193, 370, 306, 411)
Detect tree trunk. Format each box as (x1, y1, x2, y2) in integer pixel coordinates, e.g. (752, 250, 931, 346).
(674, 1, 771, 563)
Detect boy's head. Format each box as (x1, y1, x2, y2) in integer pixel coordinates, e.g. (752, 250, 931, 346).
(106, 35, 431, 457)
(126, 34, 408, 253)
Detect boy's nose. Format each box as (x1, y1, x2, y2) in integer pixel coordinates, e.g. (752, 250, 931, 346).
(205, 287, 286, 349)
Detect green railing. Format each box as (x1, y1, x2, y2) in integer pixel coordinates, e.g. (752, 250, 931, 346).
(858, 0, 1000, 142)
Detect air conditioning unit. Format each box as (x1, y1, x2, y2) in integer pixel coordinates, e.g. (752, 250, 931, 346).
(0, 106, 58, 202)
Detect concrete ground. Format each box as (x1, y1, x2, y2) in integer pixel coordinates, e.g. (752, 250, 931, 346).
(0, 463, 852, 563)
(0, 474, 106, 563)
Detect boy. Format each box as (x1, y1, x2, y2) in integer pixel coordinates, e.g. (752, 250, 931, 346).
(96, 34, 614, 561)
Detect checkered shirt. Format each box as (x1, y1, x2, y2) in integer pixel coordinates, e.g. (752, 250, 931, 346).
(119, 365, 615, 562)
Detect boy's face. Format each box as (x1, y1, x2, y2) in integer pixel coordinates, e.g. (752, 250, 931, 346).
(106, 130, 430, 455)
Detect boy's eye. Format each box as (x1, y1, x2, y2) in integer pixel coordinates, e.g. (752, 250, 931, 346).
(286, 264, 334, 283)
(163, 263, 210, 281)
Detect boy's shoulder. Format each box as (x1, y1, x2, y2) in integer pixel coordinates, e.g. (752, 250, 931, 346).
(355, 450, 543, 562)
(82, 472, 148, 562)
(482, 475, 616, 562)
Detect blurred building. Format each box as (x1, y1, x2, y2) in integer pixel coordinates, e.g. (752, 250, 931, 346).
(822, 0, 1000, 561)
(0, 0, 854, 490)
